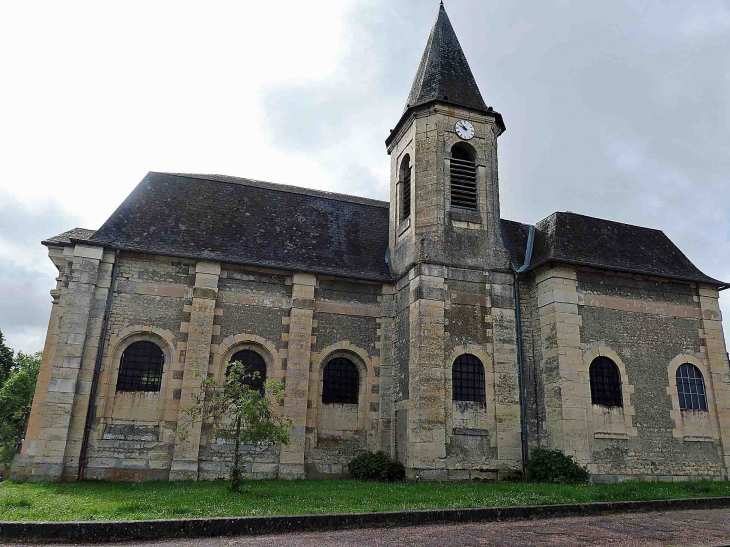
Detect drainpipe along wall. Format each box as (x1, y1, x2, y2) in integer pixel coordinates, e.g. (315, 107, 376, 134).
(512, 225, 535, 471)
(78, 249, 119, 480)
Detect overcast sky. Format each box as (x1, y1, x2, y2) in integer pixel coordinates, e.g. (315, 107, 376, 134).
(1, 0, 728, 354)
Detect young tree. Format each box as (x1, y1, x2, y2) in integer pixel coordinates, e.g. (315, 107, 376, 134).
(0, 351, 41, 464)
(178, 361, 292, 492)
(0, 330, 14, 390)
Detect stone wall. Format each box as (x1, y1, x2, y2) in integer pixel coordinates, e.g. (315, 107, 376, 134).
(522, 264, 730, 482)
(14, 245, 728, 484)
(389, 263, 522, 481)
(13, 246, 394, 482)
(82, 253, 191, 482)
(386, 104, 511, 279)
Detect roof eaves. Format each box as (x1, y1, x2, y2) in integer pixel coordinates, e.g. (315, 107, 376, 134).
(525, 256, 728, 287)
(77, 240, 394, 283)
(41, 228, 97, 247)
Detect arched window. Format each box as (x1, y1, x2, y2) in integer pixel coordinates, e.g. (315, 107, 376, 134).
(589, 357, 622, 407)
(450, 143, 477, 210)
(400, 154, 411, 222)
(227, 349, 267, 395)
(322, 357, 359, 404)
(676, 363, 708, 411)
(117, 341, 164, 392)
(452, 354, 486, 403)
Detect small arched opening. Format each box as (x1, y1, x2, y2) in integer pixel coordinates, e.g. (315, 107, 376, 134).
(226, 349, 267, 395)
(400, 154, 412, 222)
(676, 363, 708, 411)
(450, 143, 477, 210)
(589, 356, 623, 408)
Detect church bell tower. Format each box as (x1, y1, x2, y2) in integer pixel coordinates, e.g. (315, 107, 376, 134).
(386, 2, 509, 277)
(385, 3, 521, 479)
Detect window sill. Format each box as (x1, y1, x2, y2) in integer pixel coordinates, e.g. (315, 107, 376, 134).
(594, 432, 629, 440)
(451, 208, 481, 224)
(452, 428, 490, 437)
(397, 217, 411, 236)
(684, 435, 715, 443)
(452, 220, 482, 230)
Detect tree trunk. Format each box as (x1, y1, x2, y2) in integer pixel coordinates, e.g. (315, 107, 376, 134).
(230, 415, 242, 493)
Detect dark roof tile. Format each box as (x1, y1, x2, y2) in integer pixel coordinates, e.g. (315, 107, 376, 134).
(44, 179, 725, 288)
(42, 228, 96, 246)
(386, 4, 505, 147)
(528, 212, 726, 285)
(87, 172, 393, 282)
(405, 4, 488, 114)
(499, 219, 530, 268)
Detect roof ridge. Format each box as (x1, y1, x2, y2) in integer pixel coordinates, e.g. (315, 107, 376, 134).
(157, 172, 390, 209)
(538, 210, 665, 233)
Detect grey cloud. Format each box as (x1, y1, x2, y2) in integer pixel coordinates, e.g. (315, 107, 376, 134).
(259, 0, 730, 340)
(259, 1, 435, 200)
(4, 1, 728, 351)
(0, 193, 84, 353)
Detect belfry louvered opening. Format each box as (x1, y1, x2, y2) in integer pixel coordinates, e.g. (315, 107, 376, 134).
(450, 143, 477, 210)
(400, 155, 411, 221)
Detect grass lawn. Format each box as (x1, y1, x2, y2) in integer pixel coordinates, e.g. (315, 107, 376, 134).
(1, 479, 729, 522)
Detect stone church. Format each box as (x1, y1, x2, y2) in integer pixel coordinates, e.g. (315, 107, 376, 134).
(13, 4, 730, 483)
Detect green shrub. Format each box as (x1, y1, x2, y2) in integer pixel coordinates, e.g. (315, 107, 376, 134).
(348, 451, 405, 482)
(524, 447, 590, 484)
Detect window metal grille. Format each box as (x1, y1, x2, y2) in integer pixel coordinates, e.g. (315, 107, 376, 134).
(452, 354, 486, 403)
(116, 341, 164, 392)
(589, 357, 622, 407)
(450, 157, 477, 210)
(402, 167, 411, 221)
(322, 357, 359, 404)
(227, 350, 267, 395)
(677, 363, 708, 411)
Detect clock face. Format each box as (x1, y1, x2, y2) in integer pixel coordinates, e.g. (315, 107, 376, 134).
(455, 119, 475, 140)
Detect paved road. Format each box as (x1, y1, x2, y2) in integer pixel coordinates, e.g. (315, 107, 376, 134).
(13, 508, 730, 547)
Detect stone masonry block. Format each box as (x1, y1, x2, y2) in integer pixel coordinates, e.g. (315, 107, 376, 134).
(195, 261, 221, 276)
(73, 245, 104, 260)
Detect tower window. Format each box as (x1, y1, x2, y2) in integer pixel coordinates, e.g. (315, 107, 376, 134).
(117, 341, 164, 392)
(677, 363, 708, 411)
(400, 155, 412, 222)
(322, 357, 359, 404)
(227, 349, 267, 395)
(452, 354, 486, 403)
(450, 143, 477, 210)
(589, 357, 623, 407)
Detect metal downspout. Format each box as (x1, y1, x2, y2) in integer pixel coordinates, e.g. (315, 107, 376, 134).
(78, 249, 119, 480)
(513, 226, 535, 472)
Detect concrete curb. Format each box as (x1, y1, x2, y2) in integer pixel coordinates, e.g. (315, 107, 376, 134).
(1, 496, 730, 543)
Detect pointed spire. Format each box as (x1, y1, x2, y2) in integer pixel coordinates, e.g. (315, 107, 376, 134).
(404, 3, 488, 114)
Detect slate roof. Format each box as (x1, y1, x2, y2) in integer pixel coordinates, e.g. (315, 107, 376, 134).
(405, 4, 489, 115)
(41, 227, 96, 246)
(79, 172, 392, 282)
(387, 4, 505, 147)
(42, 177, 724, 288)
(527, 212, 726, 286)
(499, 219, 531, 268)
